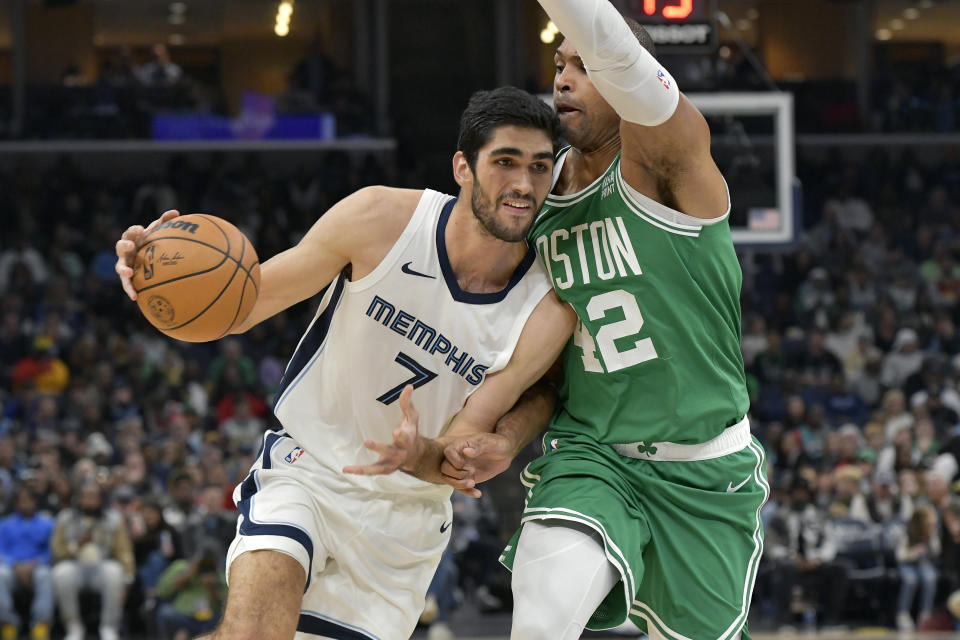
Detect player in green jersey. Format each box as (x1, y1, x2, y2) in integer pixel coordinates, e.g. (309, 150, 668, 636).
(351, 1, 768, 637)
(436, 1, 769, 639)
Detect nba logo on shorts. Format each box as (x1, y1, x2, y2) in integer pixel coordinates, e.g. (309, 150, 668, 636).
(285, 446, 304, 464)
(657, 69, 670, 90)
(548, 438, 559, 451)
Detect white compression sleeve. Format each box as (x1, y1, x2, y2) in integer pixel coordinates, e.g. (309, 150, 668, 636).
(539, 0, 680, 126)
(511, 520, 621, 640)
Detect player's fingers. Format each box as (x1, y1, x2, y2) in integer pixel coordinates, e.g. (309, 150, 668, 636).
(392, 425, 412, 449)
(445, 474, 480, 498)
(442, 441, 470, 465)
(120, 276, 137, 301)
(363, 440, 395, 458)
(146, 210, 179, 234)
(342, 465, 367, 475)
(454, 486, 483, 498)
(122, 224, 145, 241)
(440, 460, 471, 480)
(398, 385, 419, 424)
(115, 238, 135, 260)
(343, 464, 391, 476)
(442, 473, 477, 490)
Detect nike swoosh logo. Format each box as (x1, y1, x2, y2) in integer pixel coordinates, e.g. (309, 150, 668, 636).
(440, 521, 451, 533)
(401, 262, 435, 279)
(727, 477, 750, 493)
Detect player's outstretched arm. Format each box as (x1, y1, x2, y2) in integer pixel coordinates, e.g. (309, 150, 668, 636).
(230, 186, 418, 333)
(113, 187, 419, 332)
(542, 0, 727, 219)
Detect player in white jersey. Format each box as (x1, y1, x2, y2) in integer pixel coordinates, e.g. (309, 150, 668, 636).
(113, 87, 577, 640)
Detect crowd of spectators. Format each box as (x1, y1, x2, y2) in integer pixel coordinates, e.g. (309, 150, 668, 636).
(871, 58, 959, 133)
(744, 146, 960, 631)
(5, 36, 958, 141)
(0, 140, 959, 637)
(0, 150, 385, 639)
(21, 44, 217, 140)
(15, 40, 373, 141)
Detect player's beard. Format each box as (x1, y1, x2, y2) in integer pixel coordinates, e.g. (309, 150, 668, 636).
(470, 179, 538, 243)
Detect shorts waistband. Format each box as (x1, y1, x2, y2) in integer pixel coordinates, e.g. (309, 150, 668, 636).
(610, 416, 751, 462)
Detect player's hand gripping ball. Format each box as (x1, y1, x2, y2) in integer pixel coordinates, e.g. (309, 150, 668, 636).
(132, 214, 260, 342)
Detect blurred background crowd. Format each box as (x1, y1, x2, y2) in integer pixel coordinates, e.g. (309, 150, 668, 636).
(2, 139, 960, 638)
(0, 0, 959, 638)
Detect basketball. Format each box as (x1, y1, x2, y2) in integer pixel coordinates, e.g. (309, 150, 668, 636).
(132, 214, 260, 343)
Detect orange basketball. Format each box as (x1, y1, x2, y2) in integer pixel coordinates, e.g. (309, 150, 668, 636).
(132, 214, 260, 343)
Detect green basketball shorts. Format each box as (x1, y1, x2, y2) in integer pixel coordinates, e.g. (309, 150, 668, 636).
(500, 419, 769, 640)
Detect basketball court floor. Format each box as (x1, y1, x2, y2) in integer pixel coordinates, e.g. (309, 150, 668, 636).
(412, 631, 960, 640)
(409, 606, 960, 640)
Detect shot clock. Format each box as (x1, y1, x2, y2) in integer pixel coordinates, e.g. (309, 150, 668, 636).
(627, 0, 718, 51)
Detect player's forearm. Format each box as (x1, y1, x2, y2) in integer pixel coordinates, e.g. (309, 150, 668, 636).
(493, 382, 558, 458)
(230, 247, 341, 334)
(538, 0, 679, 126)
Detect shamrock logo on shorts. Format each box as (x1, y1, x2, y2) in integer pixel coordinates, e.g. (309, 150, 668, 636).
(636, 442, 658, 456)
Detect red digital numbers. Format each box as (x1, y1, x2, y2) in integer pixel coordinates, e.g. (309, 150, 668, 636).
(641, 0, 694, 20)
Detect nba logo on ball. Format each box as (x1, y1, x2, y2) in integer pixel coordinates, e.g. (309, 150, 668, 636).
(285, 446, 304, 464)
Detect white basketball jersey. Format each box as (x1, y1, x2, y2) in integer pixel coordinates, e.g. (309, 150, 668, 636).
(273, 189, 553, 497)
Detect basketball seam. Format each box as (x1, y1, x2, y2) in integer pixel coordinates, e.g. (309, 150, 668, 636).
(246, 261, 261, 296)
(138, 235, 257, 279)
(137, 219, 258, 290)
(137, 215, 260, 339)
(161, 217, 243, 333)
(220, 235, 252, 339)
(195, 214, 259, 283)
(204, 214, 249, 339)
(134, 237, 230, 293)
(195, 213, 230, 247)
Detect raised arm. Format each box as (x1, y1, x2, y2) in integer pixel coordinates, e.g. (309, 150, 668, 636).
(115, 187, 419, 334)
(541, 0, 727, 219)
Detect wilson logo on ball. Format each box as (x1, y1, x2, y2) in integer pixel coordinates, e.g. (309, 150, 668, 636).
(157, 220, 200, 234)
(146, 295, 175, 325)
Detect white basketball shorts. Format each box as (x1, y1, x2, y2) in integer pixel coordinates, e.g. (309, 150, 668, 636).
(225, 430, 453, 640)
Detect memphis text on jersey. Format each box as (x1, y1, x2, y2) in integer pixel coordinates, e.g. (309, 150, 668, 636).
(365, 295, 489, 385)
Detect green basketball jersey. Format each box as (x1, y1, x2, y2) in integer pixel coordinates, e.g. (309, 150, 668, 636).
(531, 150, 749, 445)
